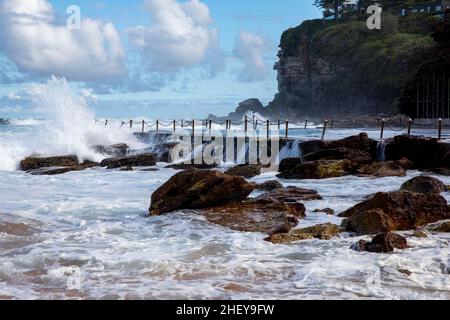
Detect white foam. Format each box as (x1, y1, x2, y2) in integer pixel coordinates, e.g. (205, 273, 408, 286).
(0, 77, 144, 171)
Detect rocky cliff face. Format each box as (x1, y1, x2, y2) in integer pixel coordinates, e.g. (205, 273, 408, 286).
(264, 14, 439, 119)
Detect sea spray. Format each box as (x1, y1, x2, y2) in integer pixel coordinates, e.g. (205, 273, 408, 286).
(0, 77, 143, 171)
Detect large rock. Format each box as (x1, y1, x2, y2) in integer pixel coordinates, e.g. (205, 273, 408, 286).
(100, 153, 157, 169)
(400, 176, 447, 194)
(19, 155, 99, 174)
(149, 169, 255, 215)
(227, 98, 265, 121)
(277, 159, 351, 179)
(20, 155, 79, 171)
(340, 191, 450, 235)
(301, 133, 377, 159)
(256, 180, 283, 191)
(93, 143, 129, 158)
(384, 135, 450, 169)
(225, 164, 261, 178)
(278, 158, 302, 173)
(304, 147, 373, 165)
(265, 223, 343, 244)
(203, 200, 305, 235)
(356, 158, 412, 177)
(257, 186, 322, 202)
(351, 232, 408, 253)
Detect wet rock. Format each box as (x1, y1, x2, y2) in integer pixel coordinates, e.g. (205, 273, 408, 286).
(412, 230, 428, 238)
(20, 155, 79, 171)
(100, 153, 157, 169)
(356, 158, 412, 177)
(225, 164, 262, 178)
(258, 186, 322, 202)
(313, 208, 335, 215)
(400, 176, 446, 194)
(277, 159, 351, 179)
(351, 232, 407, 253)
(93, 143, 129, 158)
(256, 180, 283, 191)
(301, 133, 377, 158)
(149, 169, 256, 215)
(340, 191, 450, 235)
(0, 118, 10, 125)
(265, 223, 343, 244)
(384, 135, 450, 169)
(428, 221, 450, 233)
(0, 222, 39, 236)
(19, 156, 99, 175)
(167, 159, 218, 170)
(304, 148, 373, 165)
(203, 200, 305, 235)
(120, 166, 134, 171)
(429, 168, 450, 176)
(398, 269, 412, 276)
(278, 158, 302, 173)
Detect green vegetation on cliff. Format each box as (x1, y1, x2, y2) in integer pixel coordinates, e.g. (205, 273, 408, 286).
(271, 12, 439, 117)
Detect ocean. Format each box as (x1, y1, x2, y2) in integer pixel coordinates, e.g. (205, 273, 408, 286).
(1, 79, 450, 299)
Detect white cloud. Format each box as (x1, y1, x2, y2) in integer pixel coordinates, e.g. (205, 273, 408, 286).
(0, 0, 127, 81)
(126, 0, 223, 75)
(233, 31, 272, 82)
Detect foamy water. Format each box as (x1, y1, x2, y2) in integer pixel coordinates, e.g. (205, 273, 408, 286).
(1, 78, 450, 299)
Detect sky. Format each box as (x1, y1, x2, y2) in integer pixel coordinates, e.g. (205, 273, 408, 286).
(0, 0, 321, 119)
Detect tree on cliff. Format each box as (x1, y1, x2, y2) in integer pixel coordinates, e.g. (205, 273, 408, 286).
(314, 0, 344, 21)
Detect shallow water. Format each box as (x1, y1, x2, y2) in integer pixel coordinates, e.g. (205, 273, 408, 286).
(1, 164, 450, 299)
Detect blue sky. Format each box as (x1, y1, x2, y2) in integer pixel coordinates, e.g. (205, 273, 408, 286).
(0, 0, 321, 119)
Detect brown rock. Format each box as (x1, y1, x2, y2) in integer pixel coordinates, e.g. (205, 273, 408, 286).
(167, 159, 218, 170)
(257, 186, 322, 202)
(304, 148, 373, 165)
(351, 232, 407, 253)
(400, 176, 446, 194)
(93, 143, 129, 158)
(356, 158, 412, 177)
(301, 133, 377, 156)
(20, 155, 79, 171)
(384, 135, 450, 169)
(412, 230, 428, 238)
(203, 200, 305, 235)
(340, 191, 450, 235)
(149, 169, 256, 215)
(225, 164, 262, 178)
(278, 158, 302, 173)
(313, 208, 335, 215)
(428, 221, 450, 233)
(277, 159, 351, 179)
(101, 153, 157, 169)
(265, 223, 343, 244)
(256, 180, 283, 191)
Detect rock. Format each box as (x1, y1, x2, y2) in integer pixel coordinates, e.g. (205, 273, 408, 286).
(120, 166, 134, 171)
(143, 141, 180, 163)
(19, 155, 99, 175)
(227, 98, 265, 121)
(356, 158, 412, 177)
(265, 223, 343, 244)
(428, 221, 450, 233)
(400, 176, 446, 194)
(277, 159, 351, 179)
(301, 133, 377, 158)
(304, 148, 373, 165)
(278, 158, 303, 173)
(398, 269, 412, 276)
(340, 191, 450, 235)
(429, 168, 450, 176)
(167, 159, 218, 170)
(257, 186, 322, 202)
(93, 143, 129, 158)
(100, 153, 157, 169)
(0, 222, 39, 236)
(203, 200, 305, 235)
(225, 164, 262, 178)
(412, 230, 428, 238)
(20, 155, 79, 171)
(384, 135, 450, 169)
(351, 232, 408, 253)
(149, 169, 256, 215)
(313, 208, 335, 215)
(256, 180, 283, 191)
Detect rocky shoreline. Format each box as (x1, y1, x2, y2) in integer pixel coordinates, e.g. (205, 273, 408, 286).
(16, 132, 450, 255)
